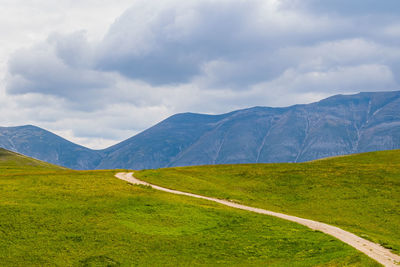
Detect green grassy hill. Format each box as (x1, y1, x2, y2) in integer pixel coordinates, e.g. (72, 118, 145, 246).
(0, 148, 65, 174)
(136, 150, 400, 257)
(0, 149, 378, 266)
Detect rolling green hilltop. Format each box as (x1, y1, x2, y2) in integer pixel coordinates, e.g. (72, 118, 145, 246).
(0, 148, 378, 266)
(0, 148, 65, 174)
(136, 150, 400, 256)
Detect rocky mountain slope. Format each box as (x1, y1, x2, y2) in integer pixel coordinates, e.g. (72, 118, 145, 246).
(1, 91, 400, 170)
(0, 125, 101, 169)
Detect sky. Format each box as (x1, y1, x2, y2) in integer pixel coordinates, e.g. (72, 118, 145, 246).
(1, 0, 399, 149)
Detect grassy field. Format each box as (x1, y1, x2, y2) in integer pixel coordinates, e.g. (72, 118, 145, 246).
(0, 149, 65, 174)
(0, 148, 379, 266)
(136, 150, 400, 256)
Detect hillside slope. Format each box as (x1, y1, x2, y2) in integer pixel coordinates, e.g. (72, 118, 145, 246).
(136, 149, 400, 256)
(0, 148, 65, 174)
(0, 149, 377, 266)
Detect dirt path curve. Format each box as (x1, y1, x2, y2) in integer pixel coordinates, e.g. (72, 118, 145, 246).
(115, 172, 400, 267)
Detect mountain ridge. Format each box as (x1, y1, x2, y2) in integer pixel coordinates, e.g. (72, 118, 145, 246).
(0, 125, 102, 169)
(1, 90, 400, 170)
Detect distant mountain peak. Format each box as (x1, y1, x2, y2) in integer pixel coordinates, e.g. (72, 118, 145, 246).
(1, 90, 400, 170)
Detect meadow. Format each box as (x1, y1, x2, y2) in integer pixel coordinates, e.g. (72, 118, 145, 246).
(0, 148, 379, 266)
(136, 150, 400, 256)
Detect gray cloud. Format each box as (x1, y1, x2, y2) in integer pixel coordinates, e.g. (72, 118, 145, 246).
(8, 0, 400, 92)
(282, 0, 400, 16)
(95, 0, 354, 86)
(94, 0, 400, 89)
(96, 0, 265, 84)
(7, 33, 114, 100)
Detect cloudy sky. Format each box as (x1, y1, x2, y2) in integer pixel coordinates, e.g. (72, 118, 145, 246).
(1, 0, 399, 149)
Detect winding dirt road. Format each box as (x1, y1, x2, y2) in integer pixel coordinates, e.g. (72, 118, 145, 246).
(115, 172, 400, 267)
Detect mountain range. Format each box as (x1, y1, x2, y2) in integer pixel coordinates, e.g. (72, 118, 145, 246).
(1, 91, 400, 170)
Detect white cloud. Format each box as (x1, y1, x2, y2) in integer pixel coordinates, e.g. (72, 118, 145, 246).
(258, 64, 396, 94)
